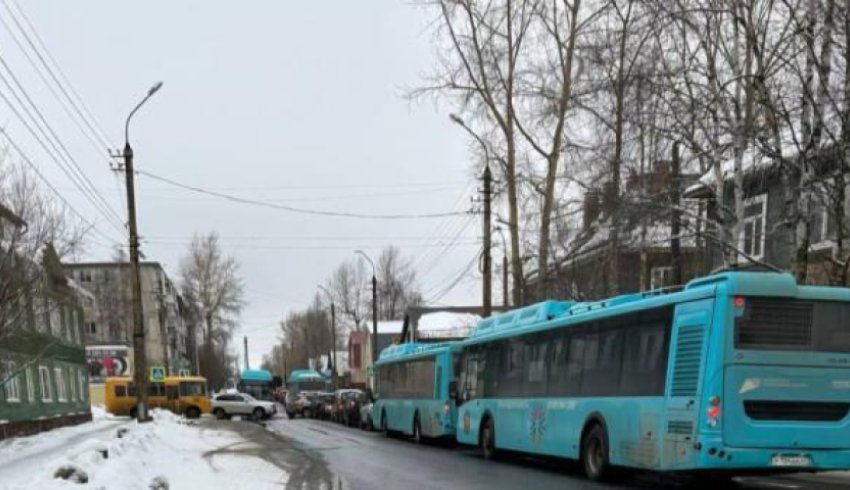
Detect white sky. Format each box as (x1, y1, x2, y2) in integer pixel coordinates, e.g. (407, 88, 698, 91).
(3, 1, 486, 368)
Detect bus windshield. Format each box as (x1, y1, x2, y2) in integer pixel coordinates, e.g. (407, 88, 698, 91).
(735, 298, 850, 352)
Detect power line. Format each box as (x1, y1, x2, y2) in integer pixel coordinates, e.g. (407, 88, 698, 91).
(425, 250, 480, 304)
(2, 0, 111, 150)
(143, 240, 480, 251)
(0, 128, 122, 245)
(136, 169, 468, 220)
(0, 81, 126, 235)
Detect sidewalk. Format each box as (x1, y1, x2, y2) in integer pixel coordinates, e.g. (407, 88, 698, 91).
(0, 408, 290, 489)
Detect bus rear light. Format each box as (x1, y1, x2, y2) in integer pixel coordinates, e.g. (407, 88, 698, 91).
(707, 396, 721, 427)
(734, 296, 746, 308)
(443, 401, 451, 413)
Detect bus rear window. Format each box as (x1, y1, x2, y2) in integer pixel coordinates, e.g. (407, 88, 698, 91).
(735, 298, 850, 352)
(179, 381, 206, 396)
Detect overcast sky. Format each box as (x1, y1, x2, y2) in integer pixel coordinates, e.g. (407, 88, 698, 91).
(4, 1, 484, 368)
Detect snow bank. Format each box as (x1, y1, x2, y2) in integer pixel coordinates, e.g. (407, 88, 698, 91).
(0, 410, 288, 490)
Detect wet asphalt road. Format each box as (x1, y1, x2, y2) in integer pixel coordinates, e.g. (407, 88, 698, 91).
(208, 415, 850, 490)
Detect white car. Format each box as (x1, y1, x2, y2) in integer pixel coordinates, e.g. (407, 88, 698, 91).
(212, 392, 277, 420)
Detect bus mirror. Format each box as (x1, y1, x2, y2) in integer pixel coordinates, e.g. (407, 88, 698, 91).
(448, 381, 458, 401)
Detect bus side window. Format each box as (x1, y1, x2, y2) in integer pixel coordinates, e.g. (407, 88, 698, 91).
(166, 385, 179, 400)
(114, 385, 126, 397)
(435, 366, 442, 399)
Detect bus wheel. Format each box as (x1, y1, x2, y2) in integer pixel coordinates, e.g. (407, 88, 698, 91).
(185, 407, 201, 420)
(480, 418, 496, 460)
(129, 407, 138, 420)
(213, 408, 226, 420)
(381, 411, 389, 437)
(581, 424, 610, 481)
(412, 413, 422, 445)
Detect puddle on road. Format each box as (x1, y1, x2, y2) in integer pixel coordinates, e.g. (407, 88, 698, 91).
(202, 419, 348, 490)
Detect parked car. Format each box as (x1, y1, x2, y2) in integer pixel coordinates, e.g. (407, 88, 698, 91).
(334, 389, 366, 427)
(212, 392, 277, 420)
(286, 391, 319, 419)
(359, 402, 373, 430)
(316, 392, 336, 420)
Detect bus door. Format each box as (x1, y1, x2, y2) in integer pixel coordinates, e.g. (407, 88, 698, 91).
(663, 298, 714, 468)
(457, 346, 485, 446)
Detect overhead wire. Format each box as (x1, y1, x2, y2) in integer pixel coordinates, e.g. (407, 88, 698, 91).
(0, 127, 122, 245)
(136, 169, 468, 220)
(425, 250, 481, 304)
(2, 0, 112, 149)
(0, 79, 126, 235)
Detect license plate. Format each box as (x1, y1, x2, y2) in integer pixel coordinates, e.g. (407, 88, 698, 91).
(770, 454, 811, 467)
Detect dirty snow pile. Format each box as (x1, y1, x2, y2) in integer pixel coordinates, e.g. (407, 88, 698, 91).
(0, 410, 288, 489)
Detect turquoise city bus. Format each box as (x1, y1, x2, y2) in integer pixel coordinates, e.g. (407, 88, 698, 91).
(238, 369, 275, 401)
(455, 271, 850, 481)
(373, 342, 461, 443)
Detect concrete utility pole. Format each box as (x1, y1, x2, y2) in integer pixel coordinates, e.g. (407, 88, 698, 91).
(355, 251, 378, 365)
(243, 336, 249, 371)
(317, 285, 337, 387)
(482, 165, 492, 317)
(120, 81, 162, 423)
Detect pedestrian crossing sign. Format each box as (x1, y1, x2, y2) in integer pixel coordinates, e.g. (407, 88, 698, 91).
(149, 366, 166, 382)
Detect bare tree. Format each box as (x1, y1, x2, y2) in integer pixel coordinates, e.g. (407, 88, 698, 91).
(179, 232, 244, 387)
(416, 0, 538, 305)
(376, 245, 423, 320)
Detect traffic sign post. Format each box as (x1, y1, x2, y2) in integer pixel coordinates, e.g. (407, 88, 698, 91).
(149, 366, 166, 383)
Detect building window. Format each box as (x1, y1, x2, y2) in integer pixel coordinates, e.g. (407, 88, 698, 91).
(39, 366, 52, 402)
(79, 269, 92, 283)
(54, 367, 67, 402)
(650, 267, 673, 290)
(87, 322, 97, 335)
(742, 194, 767, 259)
(2, 361, 21, 402)
(26, 367, 35, 403)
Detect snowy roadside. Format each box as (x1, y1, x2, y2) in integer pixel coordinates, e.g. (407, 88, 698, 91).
(0, 408, 289, 489)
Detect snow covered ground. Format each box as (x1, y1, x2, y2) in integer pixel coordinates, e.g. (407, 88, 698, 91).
(0, 407, 289, 489)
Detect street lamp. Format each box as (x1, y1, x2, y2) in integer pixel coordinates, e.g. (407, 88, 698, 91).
(317, 284, 336, 388)
(355, 250, 378, 366)
(124, 81, 163, 423)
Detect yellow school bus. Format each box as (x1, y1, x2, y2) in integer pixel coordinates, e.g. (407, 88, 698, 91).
(104, 376, 211, 419)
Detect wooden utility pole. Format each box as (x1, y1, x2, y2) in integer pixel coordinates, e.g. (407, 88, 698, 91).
(671, 142, 683, 286)
(482, 165, 492, 317)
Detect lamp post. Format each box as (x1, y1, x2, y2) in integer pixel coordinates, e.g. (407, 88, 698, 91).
(450, 114, 492, 316)
(124, 81, 163, 422)
(355, 250, 378, 366)
(317, 284, 336, 388)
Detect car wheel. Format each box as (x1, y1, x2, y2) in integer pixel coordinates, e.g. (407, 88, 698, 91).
(286, 411, 295, 420)
(480, 418, 496, 460)
(412, 413, 422, 445)
(252, 407, 265, 421)
(213, 408, 226, 420)
(581, 424, 610, 482)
